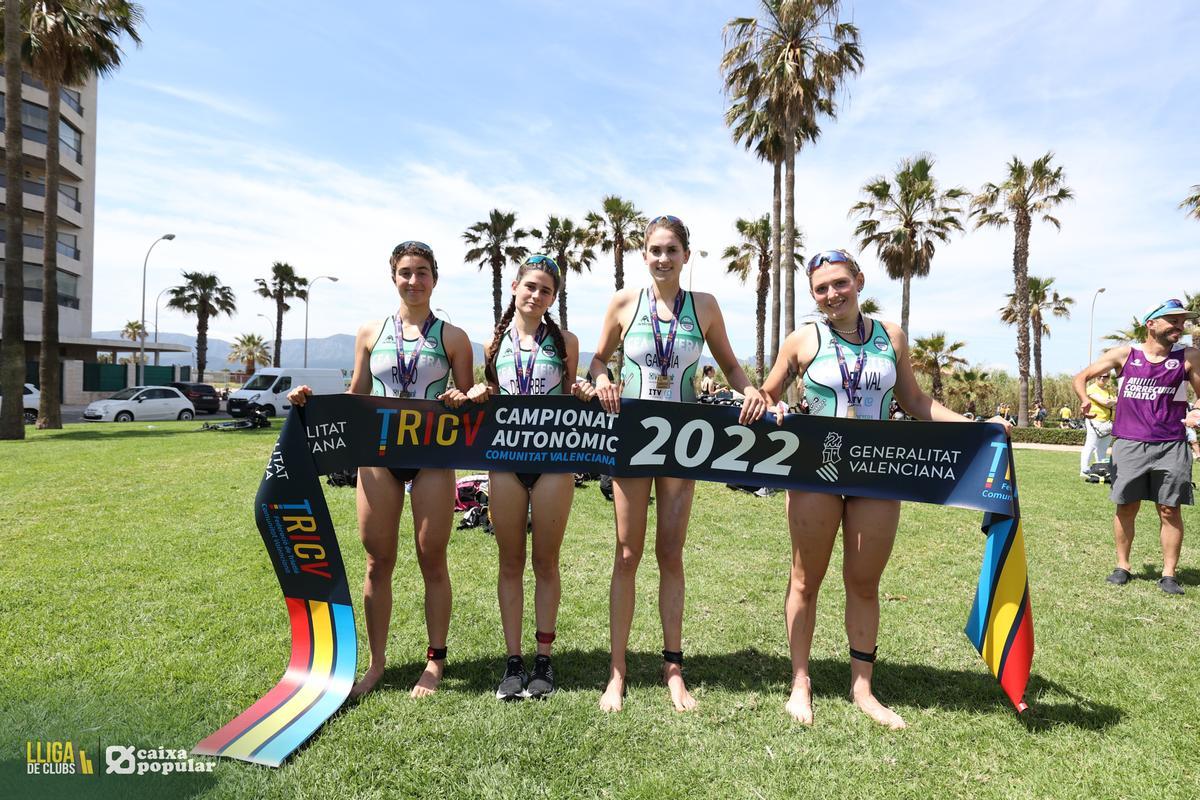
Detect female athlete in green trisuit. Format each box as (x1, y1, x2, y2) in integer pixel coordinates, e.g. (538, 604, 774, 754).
(757, 249, 1009, 728)
(590, 215, 768, 712)
(466, 255, 595, 701)
(289, 241, 473, 699)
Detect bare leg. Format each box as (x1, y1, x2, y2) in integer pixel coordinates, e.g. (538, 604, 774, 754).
(783, 490, 841, 724)
(490, 472, 532, 657)
(351, 467, 404, 699)
(601, 475, 651, 712)
(409, 467, 456, 697)
(654, 476, 697, 712)
(530, 473, 574, 656)
(842, 497, 905, 729)
(1114, 500, 1139, 572)
(1158, 504, 1184, 577)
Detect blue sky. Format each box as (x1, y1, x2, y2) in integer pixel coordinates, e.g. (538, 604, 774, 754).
(92, 0, 1200, 374)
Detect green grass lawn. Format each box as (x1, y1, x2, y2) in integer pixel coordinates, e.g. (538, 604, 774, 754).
(2, 422, 1198, 799)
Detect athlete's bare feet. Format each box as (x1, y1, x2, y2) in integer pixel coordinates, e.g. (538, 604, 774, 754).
(785, 675, 813, 725)
(851, 686, 906, 730)
(663, 663, 696, 712)
(599, 670, 625, 712)
(349, 663, 384, 699)
(410, 659, 444, 698)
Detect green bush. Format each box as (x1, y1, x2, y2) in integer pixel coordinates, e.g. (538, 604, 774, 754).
(1008, 426, 1085, 445)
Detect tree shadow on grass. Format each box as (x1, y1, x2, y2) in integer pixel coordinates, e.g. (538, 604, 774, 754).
(354, 647, 1120, 732)
(1133, 564, 1200, 586)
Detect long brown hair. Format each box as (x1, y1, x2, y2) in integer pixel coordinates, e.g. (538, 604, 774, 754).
(485, 256, 567, 385)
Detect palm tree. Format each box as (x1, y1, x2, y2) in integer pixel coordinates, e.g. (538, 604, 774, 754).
(228, 332, 271, 376)
(534, 215, 595, 330)
(166, 272, 236, 382)
(970, 153, 1073, 427)
(1, 0, 26, 439)
(724, 93, 820, 364)
(121, 320, 146, 360)
(585, 196, 645, 292)
(999, 276, 1074, 406)
(910, 332, 967, 404)
(1181, 185, 1200, 221)
(21, 0, 142, 428)
(947, 366, 990, 416)
(1103, 318, 1147, 345)
(722, 0, 863, 341)
(463, 209, 533, 324)
(850, 154, 967, 337)
(254, 262, 307, 368)
(723, 215, 772, 383)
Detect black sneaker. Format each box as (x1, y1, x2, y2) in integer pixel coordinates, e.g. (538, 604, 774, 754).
(496, 655, 527, 701)
(1106, 567, 1132, 585)
(526, 654, 556, 699)
(1158, 576, 1185, 596)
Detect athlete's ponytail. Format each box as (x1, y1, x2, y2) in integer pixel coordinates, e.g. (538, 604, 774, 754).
(486, 298, 518, 385)
(541, 310, 568, 373)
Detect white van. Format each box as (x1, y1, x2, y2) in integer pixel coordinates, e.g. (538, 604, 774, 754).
(228, 368, 345, 417)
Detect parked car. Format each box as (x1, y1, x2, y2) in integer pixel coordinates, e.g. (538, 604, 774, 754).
(83, 386, 195, 422)
(0, 382, 40, 424)
(228, 368, 345, 417)
(169, 381, 221, 414)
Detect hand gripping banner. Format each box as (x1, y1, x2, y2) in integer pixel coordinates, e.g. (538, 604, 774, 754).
(197, 395, 1032, 766)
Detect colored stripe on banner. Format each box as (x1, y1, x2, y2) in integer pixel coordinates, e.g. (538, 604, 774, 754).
(194, 598, 355, 767)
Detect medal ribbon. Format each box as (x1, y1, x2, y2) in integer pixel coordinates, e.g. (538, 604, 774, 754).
(648, 287, 685, 383)
(511, 323, 547, 395)
(828, 314, 869, 411)
(394, 313, 436, 395)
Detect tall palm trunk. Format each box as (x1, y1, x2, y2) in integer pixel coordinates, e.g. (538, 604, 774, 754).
(1013, 212, 1032, 427)
(491, 257, 503, 324)
(273, 301, 284, 367)
(932, 368, 943, 403)
(558, 268, 569, 329)
(770, 158, 782, 363)
(755, 252, 768, 383)
(614, 234, 625, 290)
(2, 0, 26, 440)
(1032, 310, 1044, 406)
(37, 77, 63, 428)
(782, 136, 796, 337)
(900, 269, 912, 337)
(196, 312, 209, 382)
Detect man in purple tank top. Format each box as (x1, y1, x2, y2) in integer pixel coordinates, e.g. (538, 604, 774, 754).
(1074, 299, 1200, 595)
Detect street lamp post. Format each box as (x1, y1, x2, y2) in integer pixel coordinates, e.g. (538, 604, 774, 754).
(139, 233, 176, 383)
(1088, 286, 1106, 364)
(152, 286, 172, 366)
(303, 275, 338, 368)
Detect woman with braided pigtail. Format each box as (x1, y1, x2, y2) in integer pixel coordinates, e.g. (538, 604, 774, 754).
(468, 255, 595, 700)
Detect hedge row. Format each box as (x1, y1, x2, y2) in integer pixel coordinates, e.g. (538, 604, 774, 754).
(1008, 426, 1086, 445)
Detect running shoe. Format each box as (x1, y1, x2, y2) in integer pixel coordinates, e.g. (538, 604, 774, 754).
(496, 655, 528, 701)
(526, 654, 556, 699)
(1158, 576, 1185, 596)
(1106, 567, 1132, 585)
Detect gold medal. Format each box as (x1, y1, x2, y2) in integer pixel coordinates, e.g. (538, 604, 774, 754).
(398, 390, 412, 399)
(846, 404, 857, 419)
(656, 374, 672, 390)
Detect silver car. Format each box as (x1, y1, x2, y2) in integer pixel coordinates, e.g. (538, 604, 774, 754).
(83, 386, 196, 422)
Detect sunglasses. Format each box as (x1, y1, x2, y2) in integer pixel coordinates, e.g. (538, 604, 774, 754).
(524, 254, 560, 274)
(646, 214, 690, 239)
(806, 250, 857, 275)
(392, 240, 434, 255)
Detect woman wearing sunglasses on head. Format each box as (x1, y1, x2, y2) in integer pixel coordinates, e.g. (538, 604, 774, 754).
(287, 241, 473, 699)
(755, 249, 1010, 729)
(589, 215, 769, 713)
(466, 255, 595, 701)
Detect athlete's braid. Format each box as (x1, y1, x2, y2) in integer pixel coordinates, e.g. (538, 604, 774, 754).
(541, 310, 568, 372)
(485, 298, 518, 385)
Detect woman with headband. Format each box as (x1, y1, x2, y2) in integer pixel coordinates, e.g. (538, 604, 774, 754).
(757, 249, 1009, 728)
(590, 214, 768, 712)
(288, 241, 473, 698)
(467, 255, 595, 701)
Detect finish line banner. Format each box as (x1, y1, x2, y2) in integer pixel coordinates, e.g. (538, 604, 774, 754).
(197, 394, 1032, 766)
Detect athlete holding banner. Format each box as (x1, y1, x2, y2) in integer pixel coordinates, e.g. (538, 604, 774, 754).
(759, 249, 1010, 729)
(590, 214, 768, 712)
(288, 241, 473, 698)
(466, 255, 596, 701)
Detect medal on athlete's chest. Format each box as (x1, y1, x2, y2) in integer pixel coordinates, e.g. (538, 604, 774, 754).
(846, 404, 857, 419)
(649, 287, 685, 395)
(828, 314, 869, 421)
(395, 313, 435, 398)
(656, 374, 672, 390)
(397, 390, 412, 399)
